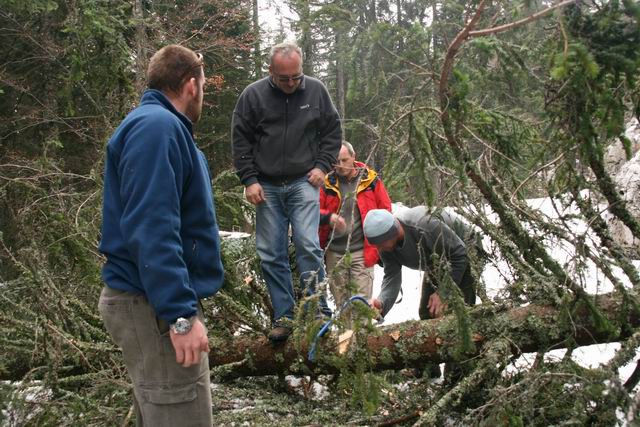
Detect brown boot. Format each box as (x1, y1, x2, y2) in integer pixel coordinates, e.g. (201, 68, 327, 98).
(268, 325, 292, 342)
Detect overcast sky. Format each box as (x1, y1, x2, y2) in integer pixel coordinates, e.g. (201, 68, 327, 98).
(258, 0, 296, 45)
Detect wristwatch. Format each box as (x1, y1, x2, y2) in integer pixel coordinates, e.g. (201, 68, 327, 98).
(169, 316, 197, 335)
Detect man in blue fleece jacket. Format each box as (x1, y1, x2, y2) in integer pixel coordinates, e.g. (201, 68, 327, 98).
(98, 45, 223, 426)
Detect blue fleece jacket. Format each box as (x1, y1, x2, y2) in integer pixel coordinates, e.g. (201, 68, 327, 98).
(99, 89, 224, 323)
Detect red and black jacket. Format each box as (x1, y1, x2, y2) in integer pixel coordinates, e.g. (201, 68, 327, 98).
(319, 161, 392, 267)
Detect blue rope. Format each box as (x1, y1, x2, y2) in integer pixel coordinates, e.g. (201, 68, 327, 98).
(307, 295, 373, 362)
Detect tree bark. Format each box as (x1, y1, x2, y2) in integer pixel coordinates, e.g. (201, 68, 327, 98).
(252, 0, 261, 79)
(292, 0, 315, 76)
(209, 293, 640, 378)
(134, 0, 147, 94)
(334, 31, 346, 119)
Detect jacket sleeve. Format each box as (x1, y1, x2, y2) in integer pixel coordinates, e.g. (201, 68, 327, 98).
(319, 211, 333, 226)
(377, 252, 403, 317)
(319, 188, 333, 225)
(420, 219, 468, 287)
(314, 86, 342, 173)
(231, 91, 259, 186)
(118, 119, 198, 322)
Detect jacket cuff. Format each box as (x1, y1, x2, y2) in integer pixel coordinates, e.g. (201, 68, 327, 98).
(243, 176, 259, 186)
(319, 211, 332, 226)
(170, 310, 198, 325)
(381, 299, 391, 318)
(314, 162, 330, 174)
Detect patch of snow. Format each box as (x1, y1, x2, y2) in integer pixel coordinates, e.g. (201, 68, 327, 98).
(606, 149, 640, 252)
(1, 381, 52, 426)
(229, 398, 255, 412)
(219, 230, 251, 239)
(605, 117, 640, 174)
(602, 117, 640, 254)
(284, 375, 329, 400)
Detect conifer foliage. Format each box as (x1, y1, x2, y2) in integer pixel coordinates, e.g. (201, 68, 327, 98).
(2, 0, 640, 425)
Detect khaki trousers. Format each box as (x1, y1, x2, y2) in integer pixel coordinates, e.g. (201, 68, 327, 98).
(98, 287, 212, 427)
(325, 248, 373, 322)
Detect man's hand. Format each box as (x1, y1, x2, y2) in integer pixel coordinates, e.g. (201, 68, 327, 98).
(427, 293, 447, 318)
(369, 297, 383, 319)
(245, 182, 265, 205)
(329, 213, 347, 235)
(307, 168, 325, 187)
(170, 318, 210, 368)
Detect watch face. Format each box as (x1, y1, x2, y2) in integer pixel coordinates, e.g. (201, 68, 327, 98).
(172, 318, 192, 335)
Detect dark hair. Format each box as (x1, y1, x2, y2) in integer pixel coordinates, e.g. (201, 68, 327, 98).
(147, 45, 203, 94)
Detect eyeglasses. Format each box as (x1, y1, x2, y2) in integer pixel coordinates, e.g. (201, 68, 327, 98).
(179, 52, 204, 83)
(273, 73, 304, 83)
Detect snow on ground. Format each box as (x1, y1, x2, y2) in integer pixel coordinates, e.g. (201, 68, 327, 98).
(219, 230, 251, 239)
(1, 381, 51, 425)
(371, 199, 640, 386)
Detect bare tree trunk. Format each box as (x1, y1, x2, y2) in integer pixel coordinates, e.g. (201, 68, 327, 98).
(252, 0, 261, 78)
(134, 0, 147, 94)
(431, 1, 438, 65)
(209, 292, 639, 378)
(367, 0, 377, 24)
(335, 31, 346, 119)
(292, 0, 315, 76)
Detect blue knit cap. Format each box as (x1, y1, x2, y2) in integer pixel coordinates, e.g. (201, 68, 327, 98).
(363, 209, 398, 244)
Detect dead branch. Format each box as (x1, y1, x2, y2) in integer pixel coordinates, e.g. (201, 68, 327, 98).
(468, 0, 578, 38)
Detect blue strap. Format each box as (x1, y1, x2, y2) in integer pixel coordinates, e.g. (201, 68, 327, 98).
(307, 295, 372, 362)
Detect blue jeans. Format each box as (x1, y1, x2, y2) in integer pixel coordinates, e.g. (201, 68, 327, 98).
(256, 176, 331, 322)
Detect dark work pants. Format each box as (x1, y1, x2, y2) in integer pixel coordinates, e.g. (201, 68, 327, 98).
(418, 264, 476, 321)
(418, 264, 476, 382)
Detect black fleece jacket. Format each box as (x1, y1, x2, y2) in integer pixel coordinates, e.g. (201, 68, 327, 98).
(231, 76, 342, 186)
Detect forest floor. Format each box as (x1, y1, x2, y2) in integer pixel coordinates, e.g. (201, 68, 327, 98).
(210, 372, 445, 426)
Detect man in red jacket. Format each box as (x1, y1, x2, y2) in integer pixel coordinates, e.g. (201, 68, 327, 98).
(319, 142, 392, 319)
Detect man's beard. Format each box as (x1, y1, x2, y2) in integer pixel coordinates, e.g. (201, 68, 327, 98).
(185, 89, 203, 123)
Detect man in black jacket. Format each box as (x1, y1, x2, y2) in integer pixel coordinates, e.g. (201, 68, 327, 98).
(365, 206, 481, 380)
(232, 42, 342, 341)
(364, 207, 476, 321)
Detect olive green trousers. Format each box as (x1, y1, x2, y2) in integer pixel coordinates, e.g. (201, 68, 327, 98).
(99, 287, 212, 427)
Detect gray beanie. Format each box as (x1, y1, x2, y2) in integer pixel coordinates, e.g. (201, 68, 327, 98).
(363, 209, 399, 244)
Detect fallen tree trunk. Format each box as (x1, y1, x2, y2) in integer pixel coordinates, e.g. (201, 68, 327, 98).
(209, 292, 640, 378)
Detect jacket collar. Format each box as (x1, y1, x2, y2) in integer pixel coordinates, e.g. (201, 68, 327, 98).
(325, 161, 377, 194)
(140, 89, 194, 135)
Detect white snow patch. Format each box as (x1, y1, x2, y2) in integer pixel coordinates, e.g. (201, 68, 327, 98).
(219, 230, 251, 239)
(1, 381, 52, 426)
(284, 375, 329, 400)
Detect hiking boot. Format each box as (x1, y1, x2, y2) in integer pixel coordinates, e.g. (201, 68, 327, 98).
(410, 364, 442, 379)
(428, 364, 442, 379)
(268, 325, 292, 342)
